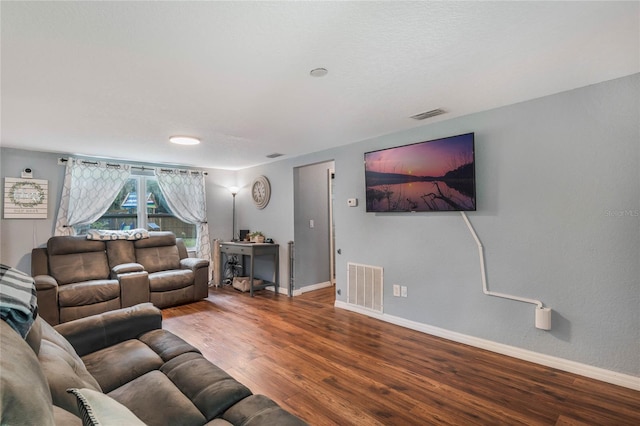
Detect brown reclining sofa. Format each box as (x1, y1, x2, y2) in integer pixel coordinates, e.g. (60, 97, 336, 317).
(32, 231, 209, 325)
(1, 303, 306, 425)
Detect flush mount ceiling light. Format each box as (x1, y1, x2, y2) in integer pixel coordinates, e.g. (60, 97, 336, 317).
(169, 136, 200, 145)
(309, 67, 328, 77)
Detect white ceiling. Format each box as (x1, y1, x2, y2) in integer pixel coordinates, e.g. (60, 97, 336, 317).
(2, 1, 638, 170)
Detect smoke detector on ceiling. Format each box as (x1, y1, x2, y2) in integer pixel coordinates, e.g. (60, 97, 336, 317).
(410, 108, 446, 120)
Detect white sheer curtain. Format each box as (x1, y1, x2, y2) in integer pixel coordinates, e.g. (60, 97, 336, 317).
(155, 168, 212, 282)
(54, 158, 131, 236)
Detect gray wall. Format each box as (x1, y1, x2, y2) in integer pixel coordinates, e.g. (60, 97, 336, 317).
(236, 74, 639, 376)
(0, 149, 65, 272)
(1, 74, 638, 377)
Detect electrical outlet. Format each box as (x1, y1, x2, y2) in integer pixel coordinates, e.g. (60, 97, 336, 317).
(393, 284, 400, 297)
(401, 286, 408, 297)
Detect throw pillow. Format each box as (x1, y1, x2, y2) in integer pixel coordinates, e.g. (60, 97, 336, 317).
(67, 388, 146, 426)
(86, 228, 150, 241)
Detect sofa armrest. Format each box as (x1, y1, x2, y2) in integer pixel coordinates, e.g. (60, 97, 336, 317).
(34, 274, 58, 290)
(181, 258, 210, 299)
(180, 257, 209, 271)
(118, 270, 149, 308)
(53, 303, 162, 357)
(34, 274, 60, 325)
(111, 262, 145, 277)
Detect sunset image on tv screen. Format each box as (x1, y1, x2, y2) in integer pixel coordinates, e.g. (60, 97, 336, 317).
(364, 133, 476, 212)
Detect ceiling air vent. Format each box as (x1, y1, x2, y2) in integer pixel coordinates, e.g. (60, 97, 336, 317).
(266, 153, 284, 159)
(410, 108, 446, 121)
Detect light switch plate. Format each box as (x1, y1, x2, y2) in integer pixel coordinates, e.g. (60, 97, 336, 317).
(347, 198, 358, 207)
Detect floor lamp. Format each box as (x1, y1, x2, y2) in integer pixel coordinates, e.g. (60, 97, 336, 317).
(229, 187, 239, 241)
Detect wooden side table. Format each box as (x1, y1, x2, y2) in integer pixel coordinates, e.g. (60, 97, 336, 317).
(219, 242, 279, 297)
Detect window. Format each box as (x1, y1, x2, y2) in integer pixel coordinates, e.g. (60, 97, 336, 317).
(80, 174, 197, 248)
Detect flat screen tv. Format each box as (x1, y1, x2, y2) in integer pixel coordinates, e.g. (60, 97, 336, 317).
(364, 132, 476, 212)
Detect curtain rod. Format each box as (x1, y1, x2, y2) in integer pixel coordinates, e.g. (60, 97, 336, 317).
(58, 157, 208, 175)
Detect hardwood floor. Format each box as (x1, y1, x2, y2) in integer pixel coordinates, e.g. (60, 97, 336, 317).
(162, 286, 640, 425)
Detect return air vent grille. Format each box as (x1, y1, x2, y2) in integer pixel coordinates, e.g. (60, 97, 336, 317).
(410, 108, 446, 120)
(347, 262, 383, 313)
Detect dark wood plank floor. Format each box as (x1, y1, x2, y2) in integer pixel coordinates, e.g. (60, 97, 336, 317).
(162, 286, 640, 425)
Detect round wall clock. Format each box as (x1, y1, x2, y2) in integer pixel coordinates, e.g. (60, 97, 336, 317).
(251, 175, 271, 209)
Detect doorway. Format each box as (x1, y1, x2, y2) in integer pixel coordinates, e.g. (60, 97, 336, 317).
(328, 168, 336, 286)
(292, 160, 335, 296)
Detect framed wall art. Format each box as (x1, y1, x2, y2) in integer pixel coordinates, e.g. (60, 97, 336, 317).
(3, 177, 48, 219)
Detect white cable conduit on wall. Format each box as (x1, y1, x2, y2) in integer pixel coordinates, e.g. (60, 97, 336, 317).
(460, 212, 552, 329)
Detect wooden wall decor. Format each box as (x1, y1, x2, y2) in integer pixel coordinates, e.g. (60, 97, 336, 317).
(3, 177, 48, 219)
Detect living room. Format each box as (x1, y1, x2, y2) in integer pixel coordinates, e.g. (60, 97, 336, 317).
(1, 1, 639, 424)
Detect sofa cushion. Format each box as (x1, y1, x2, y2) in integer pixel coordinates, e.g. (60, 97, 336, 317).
(136, 245, 181, 273)
(138, 328, 201, 361)
(0, 320, 56, 426)
(49, 246, 110, 285)
(54, 303, 162, 357)
(38, 320, 102, 416)
(106, 239, 137, 269)
(47, 236, 105, 256)
(25, 314, 43, 354)
(47, 237, 109, 284)
(222, 394, 307, 426)
(134, 231, 176, 248)
(161, 352, 253, 421)
(53, 406, 82, 425)
(58, 280, 120, 307)
(67, 388, 146, 426)
(149, 269, 193, 292)
(60, 298, 122, 324)
(108, 370, 207, 426)
(82, 339, 164, 393)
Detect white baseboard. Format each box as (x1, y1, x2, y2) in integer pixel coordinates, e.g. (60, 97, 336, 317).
(266, 281, 332, 296)
(334, 301, 640, 391)
(299, 281, 333, 294)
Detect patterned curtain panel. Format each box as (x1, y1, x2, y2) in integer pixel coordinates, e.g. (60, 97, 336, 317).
(54, 159, 131, 236)
(155, 168, 212, 282)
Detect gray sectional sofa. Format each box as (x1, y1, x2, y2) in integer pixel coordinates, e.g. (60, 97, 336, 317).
(0, 303, 306, 425)
(32, 232, 209, 325)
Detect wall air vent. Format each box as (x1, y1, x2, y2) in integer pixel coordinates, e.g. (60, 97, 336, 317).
(410, 108, 446, 120)
(347, 262, 383, 313)
(266, 153, 284, 158)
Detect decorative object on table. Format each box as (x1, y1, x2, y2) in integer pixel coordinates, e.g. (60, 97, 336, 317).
(249, 231, 265, 243)
(4, 177, 48, 219)
(239, 229, 249, 241)
(251, 175, 271, 209)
